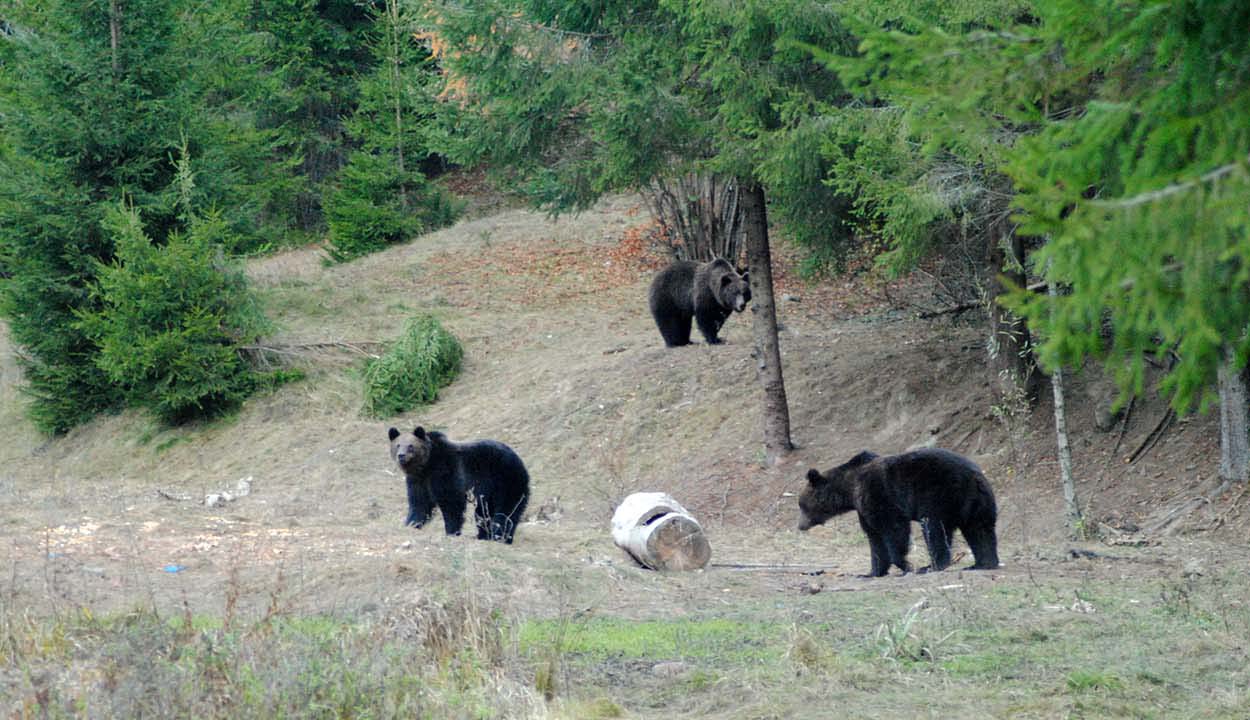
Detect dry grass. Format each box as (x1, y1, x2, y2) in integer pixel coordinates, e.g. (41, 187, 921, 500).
(2, 191, 1248, 717)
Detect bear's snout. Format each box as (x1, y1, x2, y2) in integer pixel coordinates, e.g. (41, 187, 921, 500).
(734, 296, 746, 312)
(797, 515, 814, 531)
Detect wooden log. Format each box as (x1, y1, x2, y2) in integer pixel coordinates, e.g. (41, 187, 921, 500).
(611, 493, 711, 571)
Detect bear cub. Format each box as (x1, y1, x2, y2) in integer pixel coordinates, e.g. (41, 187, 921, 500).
(648, 258, 750, 347)
(388, 426, 530, 544)
(798, 448, 999, 577)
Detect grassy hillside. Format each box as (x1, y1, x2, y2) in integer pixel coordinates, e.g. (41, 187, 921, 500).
(2, 192, 1247, 718)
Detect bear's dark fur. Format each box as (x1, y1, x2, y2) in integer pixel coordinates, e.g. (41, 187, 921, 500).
(388, 426, 530, 543)
(648, 258, 751, 347)
(798, 448, 999, 577)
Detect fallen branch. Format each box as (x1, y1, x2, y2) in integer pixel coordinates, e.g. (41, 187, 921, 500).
(239, 341, 387, 360)
(1142, 479, 1234, 536)
(1127, 408, 1174, 464)
(1109, 396, 1135, 462)
(709, 562, 841, 574)
(916, 301, 981, 320)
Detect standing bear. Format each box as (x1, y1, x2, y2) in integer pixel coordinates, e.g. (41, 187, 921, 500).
(388, 426, 530, 544)
(648, 258, 751, 347)
(798, 448, 999, 576)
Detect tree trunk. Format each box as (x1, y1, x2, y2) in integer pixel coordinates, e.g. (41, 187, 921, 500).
(109, 0, 122, 73)
(386, 0, 408, 210)
(1048, 280, 1083, 537)
(1218, 345, 1249, 482)
(987, 231, 1039, 405)
(740, 182, 793, 463)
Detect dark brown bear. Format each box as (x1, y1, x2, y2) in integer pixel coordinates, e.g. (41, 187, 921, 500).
(798, 448, 999, 577)
(388, 426, 530, 543)
(648, 258, 750, 346)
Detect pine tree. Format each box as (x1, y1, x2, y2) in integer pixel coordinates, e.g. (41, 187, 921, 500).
(248, 0, 379, 232)
(0, 0, 285, 432)
(430, 0, 856, 460)
(1004, 0, 1250, 481)
(800, 0, 1046, 403)
(324, 0, 457, 263)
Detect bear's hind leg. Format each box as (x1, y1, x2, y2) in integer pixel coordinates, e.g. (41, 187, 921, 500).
(654, 310, 693, 347)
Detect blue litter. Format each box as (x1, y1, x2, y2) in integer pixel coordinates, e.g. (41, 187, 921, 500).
(163, 564, 186, 573)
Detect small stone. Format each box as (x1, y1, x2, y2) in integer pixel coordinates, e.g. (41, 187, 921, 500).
(205, 493, 223, 508)
(802, 582, 823, 595)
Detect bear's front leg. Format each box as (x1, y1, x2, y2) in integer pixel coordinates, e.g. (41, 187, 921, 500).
(883, 522, 913, 574)
(864, 532, 891, 577)
(695, 309, 726, 344)
(406, 479, 433, 528)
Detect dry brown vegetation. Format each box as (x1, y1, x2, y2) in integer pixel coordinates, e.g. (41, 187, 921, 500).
(2, 189, 1248, 717)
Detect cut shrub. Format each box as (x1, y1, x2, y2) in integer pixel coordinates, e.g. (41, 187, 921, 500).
(363, 315, 463, 417)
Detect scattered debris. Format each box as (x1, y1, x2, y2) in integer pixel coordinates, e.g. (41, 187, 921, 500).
(532, 496, 563, 523)
(205, 477, 253, 508)
(1070, 597, 1096, 614)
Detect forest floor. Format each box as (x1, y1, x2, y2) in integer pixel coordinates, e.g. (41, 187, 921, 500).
(1, 184, 1248, 718)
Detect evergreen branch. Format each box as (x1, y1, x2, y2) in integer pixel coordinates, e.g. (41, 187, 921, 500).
(1092, 154, 1249, 210)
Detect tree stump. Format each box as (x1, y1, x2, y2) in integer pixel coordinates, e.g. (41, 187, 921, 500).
(610, 493, 711, 571)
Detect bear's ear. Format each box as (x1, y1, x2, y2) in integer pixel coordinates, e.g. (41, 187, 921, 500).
(414, 426, 426, 439)
(806, 468, 827, 485)
(847, 450, 878, 468)
(720, 274, 732, 287)
(388, 427, 400, 441)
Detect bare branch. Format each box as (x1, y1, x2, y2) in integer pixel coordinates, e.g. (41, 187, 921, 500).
(1092, 155, 1249, 210)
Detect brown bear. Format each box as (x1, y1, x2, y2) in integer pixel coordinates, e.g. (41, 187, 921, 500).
(648, 258, 750, 347)
(798, 448, 999, 577)
(388, 426, 530, 543)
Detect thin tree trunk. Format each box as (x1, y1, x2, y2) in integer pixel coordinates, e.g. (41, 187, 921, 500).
(387, 0, 408, 209)
(739, 182, 792, 463)
(1218, 345, 1249, 482)
(1048, 280, 1083, 537)
(987, 231, 1039, 405)
(109, 0, 122, 73)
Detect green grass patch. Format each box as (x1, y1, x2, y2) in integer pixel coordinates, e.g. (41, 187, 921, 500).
(519, 617, 786, 663)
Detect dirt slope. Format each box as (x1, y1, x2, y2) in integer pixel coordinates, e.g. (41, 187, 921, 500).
(0, 192, 1243, 624)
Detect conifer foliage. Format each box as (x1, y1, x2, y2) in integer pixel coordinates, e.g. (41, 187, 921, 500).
(78, 204, 273, 425)
(0, 0, 287, 432)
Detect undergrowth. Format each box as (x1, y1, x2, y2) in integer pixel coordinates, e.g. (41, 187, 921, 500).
(1, 597, 538, 719)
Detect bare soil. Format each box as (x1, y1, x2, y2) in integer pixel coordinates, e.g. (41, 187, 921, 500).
(2, 189, 1247, 673)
